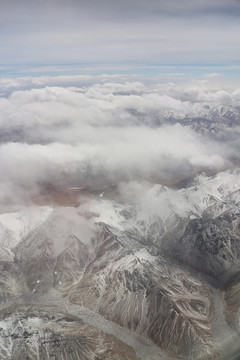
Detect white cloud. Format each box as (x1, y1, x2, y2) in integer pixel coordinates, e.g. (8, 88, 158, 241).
(0, 79, 239, 207)
(0, 81, 239, 140)
(0, 74, 129, 93)
(204, 73, 223, 79)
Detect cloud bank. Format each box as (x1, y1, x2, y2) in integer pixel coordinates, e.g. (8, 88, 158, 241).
(0, 79, 239, 209)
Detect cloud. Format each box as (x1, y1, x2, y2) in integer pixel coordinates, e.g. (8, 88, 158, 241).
(0, 80, 239, 143)
(204, 73, 223, 79)
(0, 79, 239, 208)
(1, 0, 240, 69)
(0, 74, 138, 94)
(0, 125, 228, 181)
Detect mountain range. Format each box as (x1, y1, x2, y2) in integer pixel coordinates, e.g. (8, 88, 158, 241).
(0, 168, 239, 359)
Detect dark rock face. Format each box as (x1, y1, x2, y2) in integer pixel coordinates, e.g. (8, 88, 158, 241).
(161, 208, 240, 285)
(53, 235, 90, 292)
(222, 274, 240, 333)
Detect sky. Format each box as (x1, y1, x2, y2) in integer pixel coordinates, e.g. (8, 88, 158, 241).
(1, 0, 240, 78)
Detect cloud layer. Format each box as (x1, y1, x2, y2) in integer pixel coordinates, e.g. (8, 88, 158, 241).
(1, 0, 240, 70)
(0, 79, 239, 208)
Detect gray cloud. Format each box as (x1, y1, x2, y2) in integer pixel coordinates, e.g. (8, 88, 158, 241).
(1, 0, 240, 68)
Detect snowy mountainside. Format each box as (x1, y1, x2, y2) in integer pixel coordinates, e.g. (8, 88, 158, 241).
(0, 168, 239, 358)
(0, 304, 138, 360)
(0, 206, 53, 261)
